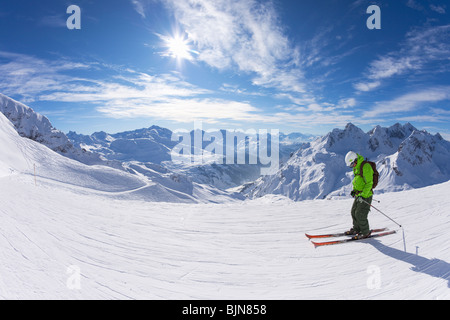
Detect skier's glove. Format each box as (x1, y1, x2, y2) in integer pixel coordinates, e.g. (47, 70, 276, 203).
(357, 196, 366, 204)
(350, 190, 357, 198)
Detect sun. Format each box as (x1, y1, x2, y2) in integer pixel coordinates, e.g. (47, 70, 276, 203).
(162, 33, 196, 62)
(167, 36, 191, 60)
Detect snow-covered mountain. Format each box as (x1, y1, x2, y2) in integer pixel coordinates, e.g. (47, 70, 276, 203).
(0, 93, 108, 166)
(0, 106, 240, 203)
(68, 127, 313, 189)
(3, 92, 449, 203)
(67, 126, 177, 164)
(243, 123, 450, 201)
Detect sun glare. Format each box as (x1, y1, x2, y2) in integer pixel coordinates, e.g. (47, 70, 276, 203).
(164, 34, 195, 62)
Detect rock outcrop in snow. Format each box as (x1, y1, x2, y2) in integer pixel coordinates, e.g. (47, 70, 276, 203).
(242, 123, 450, 201)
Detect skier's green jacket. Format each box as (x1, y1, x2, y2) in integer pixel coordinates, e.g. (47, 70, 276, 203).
(352, 154, 374, 198)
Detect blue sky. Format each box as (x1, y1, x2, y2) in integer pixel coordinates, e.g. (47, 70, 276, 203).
(0, 0, 449, 138)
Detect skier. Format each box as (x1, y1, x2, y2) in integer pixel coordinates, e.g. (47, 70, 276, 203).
(344, 151, 374, 239)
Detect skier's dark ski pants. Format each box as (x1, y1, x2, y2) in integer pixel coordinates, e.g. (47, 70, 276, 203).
(351, 196, 372, 235)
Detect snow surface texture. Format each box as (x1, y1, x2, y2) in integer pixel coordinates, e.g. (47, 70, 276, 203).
(0, 169, 449, 299)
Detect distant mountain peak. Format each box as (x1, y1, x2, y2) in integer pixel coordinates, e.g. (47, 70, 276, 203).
(243, 122, 450, 201)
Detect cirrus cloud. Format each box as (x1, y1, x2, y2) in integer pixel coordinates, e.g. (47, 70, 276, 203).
(162, 0, 305, 93)
(354, 25, 450, 92)
(363, 86, 450, 118)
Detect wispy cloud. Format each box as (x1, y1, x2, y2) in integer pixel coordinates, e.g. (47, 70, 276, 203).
(39, 70, 268, 124)
(354, 25, 450, 92)
(272, 111, 358, 128)
(0, 50, 359, 128)
(0, 51, 271, 124)
(299, 26, 354, 70)
(430, 4, 446, 14)
(353, 81, 381, 92)
(97, 97, 266, 124)
(406, 1, 447, 14)
(406, 0, 425, 11)
(39, 72, 208, 102)
(38, 14, 67, 28)
(130, 0, 147, 18)
(337, 98, 357, 109)
(0, 51, 90, 102)
(162, 0, 305, 94)
(363, 86, 450, 118)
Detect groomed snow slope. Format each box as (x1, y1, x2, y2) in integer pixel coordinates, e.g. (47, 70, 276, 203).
(0, 172, 448, 299)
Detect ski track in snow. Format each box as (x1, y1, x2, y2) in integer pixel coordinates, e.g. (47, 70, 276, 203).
(0, 174, 449, 299)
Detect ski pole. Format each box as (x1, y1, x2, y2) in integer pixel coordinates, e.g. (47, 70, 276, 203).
(359, 198, 402, 228)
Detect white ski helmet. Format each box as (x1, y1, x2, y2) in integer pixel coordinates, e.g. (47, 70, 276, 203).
(345, 151, 358, 167)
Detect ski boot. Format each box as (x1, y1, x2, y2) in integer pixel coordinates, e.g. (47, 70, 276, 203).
(351, 230, 372, 240)
(344, 228, 358, 236)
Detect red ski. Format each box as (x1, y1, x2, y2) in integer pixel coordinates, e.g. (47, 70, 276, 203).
(305, 227, 388, 239)
(310, 230, 397, 248)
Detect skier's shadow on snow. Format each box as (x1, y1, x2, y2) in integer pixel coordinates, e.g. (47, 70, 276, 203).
(368, 240, 450, 288)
